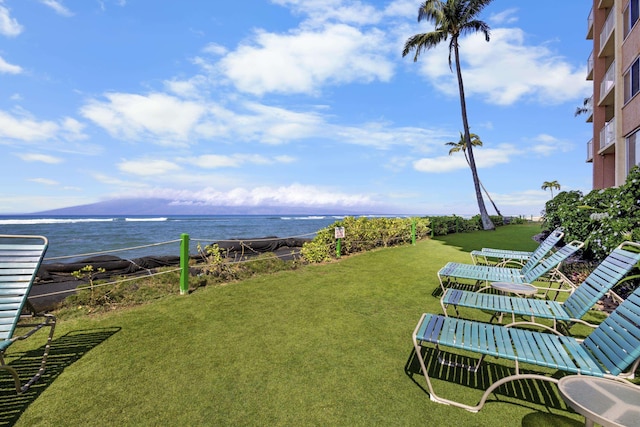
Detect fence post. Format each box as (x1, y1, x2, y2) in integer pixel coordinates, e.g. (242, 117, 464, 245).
(180, 233, 189, 295)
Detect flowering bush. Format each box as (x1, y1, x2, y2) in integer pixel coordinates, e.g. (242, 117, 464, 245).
(542, 166, 640, 260)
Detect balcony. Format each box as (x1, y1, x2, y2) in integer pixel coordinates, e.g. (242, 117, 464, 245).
(587, 7, 594, 39)
(585, 96, 593, 123)
(599, 118, 616, 152)
(587, 139, 593, 162)
(599, 60, 615, 106)
(587, 50, 594, 80)
(598, 0, 613, 9)
(599, 9, 615, 57)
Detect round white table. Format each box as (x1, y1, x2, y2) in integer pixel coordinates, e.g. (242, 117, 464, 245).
(558, 375, 640, 427)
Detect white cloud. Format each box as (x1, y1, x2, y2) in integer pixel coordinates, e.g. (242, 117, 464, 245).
(29, 177, 59, 185)
(118, 159, 182, 176)
(413, 155, 467, 173)
(271, 0, 383, 26)
(17, 153, 64, 164)
(0, 55, 21, 74)
(0, 2, 22, 37)
(489, 8, 519, 25)
(182, 153, 294, 169)
(0, 110, 59, 141)
(170, 183, 375, 207)
(39, 0, 74, 17)
(219, 23, 393, 96)
(416, 28, 590, 105)
(413, 144, 519, 173)
(80, 92, 206, 143)
(529, 133, 574, 156)
(202, 42, 227, 56)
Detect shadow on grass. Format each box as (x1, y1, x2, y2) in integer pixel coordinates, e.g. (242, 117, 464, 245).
(0, 327, 121, 426)
(404, 346, 570, 416)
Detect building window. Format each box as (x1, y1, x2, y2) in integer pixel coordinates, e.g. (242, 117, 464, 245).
(628, 130, 640, 173)
(624, 0, 640, 38)
(624, 58, 640, 103)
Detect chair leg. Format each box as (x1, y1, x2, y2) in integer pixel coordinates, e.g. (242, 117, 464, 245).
(1, 314, 57, 394)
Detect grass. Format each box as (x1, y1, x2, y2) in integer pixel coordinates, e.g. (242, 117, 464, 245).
(2, 223, 589, 426)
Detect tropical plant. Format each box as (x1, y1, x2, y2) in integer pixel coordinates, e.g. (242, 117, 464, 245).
(541, 180, 561, 198)
(402, 0, 495, 230)
(574, 96, 592, 117)
(542, 166, 640, 260)
(445, 131, 502, 216)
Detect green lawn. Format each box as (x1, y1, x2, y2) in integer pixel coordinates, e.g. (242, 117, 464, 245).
(3, 223, 587, 426)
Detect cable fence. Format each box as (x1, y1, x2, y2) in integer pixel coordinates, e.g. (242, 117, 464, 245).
(29, 216, 430, 313)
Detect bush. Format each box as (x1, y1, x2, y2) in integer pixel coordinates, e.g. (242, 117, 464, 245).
(301, 216, 430, 263)
(542, 166, 640, 260)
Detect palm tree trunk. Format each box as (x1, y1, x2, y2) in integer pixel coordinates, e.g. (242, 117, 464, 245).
(462, 153, 502, 217)
(453, 39, 494, 230)
(479, 180, 502, 216)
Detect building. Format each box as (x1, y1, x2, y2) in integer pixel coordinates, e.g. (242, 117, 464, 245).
(586, 0, 640, 188)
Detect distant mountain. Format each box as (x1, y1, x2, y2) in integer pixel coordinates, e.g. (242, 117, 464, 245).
(33, 198, 385, 216)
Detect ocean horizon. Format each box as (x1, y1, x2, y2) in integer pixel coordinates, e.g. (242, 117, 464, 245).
(0, 214, 412, 261)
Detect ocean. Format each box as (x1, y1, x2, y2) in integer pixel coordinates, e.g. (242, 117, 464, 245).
(0, 215, 346, 262)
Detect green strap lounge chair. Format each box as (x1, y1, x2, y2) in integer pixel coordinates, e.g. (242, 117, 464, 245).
(410, 281, 640, 413)
(441, 241, 640, 333)
(470, 227, 564, 266)
(437, 240, 584, 293)
(0, 235, 56, 393)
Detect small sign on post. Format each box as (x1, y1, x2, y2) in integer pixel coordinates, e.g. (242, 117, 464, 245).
(335, 227, 345, 258)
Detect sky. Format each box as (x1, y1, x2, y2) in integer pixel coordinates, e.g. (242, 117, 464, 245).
(0, 0, 593, 216)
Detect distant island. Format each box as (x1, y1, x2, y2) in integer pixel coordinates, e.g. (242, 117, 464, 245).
(32, 198, 389, 216)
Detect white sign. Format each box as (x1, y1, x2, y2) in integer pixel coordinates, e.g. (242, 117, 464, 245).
(334, 227, 345, 239)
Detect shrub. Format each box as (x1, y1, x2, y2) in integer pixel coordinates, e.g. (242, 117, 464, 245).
(301, 216, 430, 263)
(542, 166, 640, 260)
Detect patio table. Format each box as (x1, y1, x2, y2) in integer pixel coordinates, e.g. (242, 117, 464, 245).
(558, 375, 640, 427)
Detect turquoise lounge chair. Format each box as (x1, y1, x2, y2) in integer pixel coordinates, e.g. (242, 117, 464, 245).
(437, 240, 584, 293)
(470, 227, 564, 266)
(0, 234, 56, 393)
(411, 281, 640, 412)
(441, 241, 640, 333)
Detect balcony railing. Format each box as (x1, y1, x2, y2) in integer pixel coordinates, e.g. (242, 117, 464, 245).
(587, 50, 594, 80)
(599, 118, 616, 151)
(599, 9, 615, 56)
(587, 138, 593, 162)
(587, 7, 594, 39)
(599, 60, 615, 104)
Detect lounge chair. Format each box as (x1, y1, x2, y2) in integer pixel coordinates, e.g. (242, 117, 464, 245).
(437, 240, 584, 294)
(470, 227, 564, 266)
(441, 241, 640, 334)
(0, 234, 56, 393)
(410, 281, 640, 412)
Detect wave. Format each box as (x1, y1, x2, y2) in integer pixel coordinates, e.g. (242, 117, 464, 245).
(280, 216, 326, 220)
(0, 218, 117, 225)
(124, 217, 168, 222)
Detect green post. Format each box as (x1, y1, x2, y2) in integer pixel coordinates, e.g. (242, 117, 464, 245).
(411, 219, 416, 245)
(336, 238, 341, 258)
(180, 233, 189, 295)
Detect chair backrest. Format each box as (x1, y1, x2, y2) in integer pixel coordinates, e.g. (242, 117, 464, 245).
(522, 240, 583, 283)
(582, 283, 640, 376)
(521, 228, 565, 274)
(0, 235, 48, 343)
(564, 242, 640, 319)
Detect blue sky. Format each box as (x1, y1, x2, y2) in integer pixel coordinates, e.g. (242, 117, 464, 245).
(0, 0, 592, 216)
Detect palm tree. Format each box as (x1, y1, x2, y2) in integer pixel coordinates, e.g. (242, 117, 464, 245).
(541, 180, 561, 198)
(446, 131, 502, 216)
(403, 0, 495, 230)
(574, 97, 592, 117)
